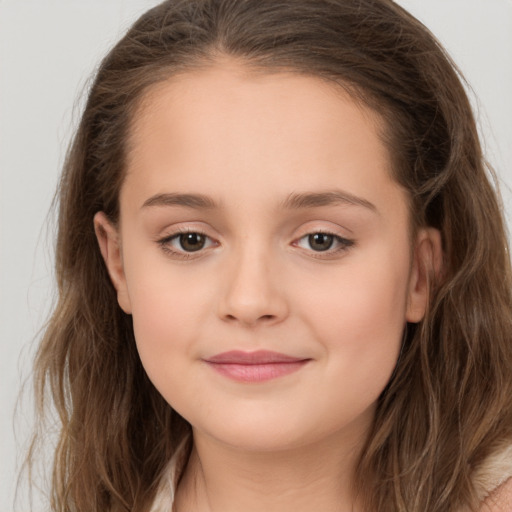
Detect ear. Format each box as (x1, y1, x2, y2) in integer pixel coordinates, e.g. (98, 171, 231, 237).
(406, 227, 443, 323)
(93, 211, 132, 314)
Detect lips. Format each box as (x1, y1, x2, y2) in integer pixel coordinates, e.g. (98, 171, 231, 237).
(204, 350, 310, 383)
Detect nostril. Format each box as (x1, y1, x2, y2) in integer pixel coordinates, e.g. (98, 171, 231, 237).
(218, 280, 289, 325)
(223, 313, 277, 325)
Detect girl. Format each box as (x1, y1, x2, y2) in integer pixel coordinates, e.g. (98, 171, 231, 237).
(29, 1, 512, 511)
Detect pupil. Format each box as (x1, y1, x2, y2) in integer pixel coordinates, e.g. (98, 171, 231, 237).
(180, 233, 205, 252)
(309, 233, 333, 251)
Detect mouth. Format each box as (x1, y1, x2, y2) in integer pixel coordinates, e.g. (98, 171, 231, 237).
(203, 350, 311, 383)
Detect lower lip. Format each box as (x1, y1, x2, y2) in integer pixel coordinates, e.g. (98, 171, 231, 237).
(206, 361, 309, 383)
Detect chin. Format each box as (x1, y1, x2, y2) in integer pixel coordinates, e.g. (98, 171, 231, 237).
(189, 404, 371, 454)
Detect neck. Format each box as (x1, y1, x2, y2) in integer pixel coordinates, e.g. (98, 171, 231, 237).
(175, 429, 366, 512)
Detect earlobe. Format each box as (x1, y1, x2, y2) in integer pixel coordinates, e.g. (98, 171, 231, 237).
(93, 212, 132, 314)
(406, 227, 443, 323)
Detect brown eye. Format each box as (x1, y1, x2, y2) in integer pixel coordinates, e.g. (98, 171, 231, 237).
(308, 233, 334, 251)
(158, 230, 217, 258)
(294, 231, 354, 256)
(179, 233, 206, 252)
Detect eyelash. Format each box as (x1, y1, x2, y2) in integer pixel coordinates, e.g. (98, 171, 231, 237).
(157, 229, 355, 260)
(293, 231, 355, 258)
(157, 228, 216, 260)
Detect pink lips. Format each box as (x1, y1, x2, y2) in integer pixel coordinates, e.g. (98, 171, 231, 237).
(204, 350, 310, 383)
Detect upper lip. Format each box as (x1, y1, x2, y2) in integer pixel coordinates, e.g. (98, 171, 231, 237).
(204, 350, 309, 365)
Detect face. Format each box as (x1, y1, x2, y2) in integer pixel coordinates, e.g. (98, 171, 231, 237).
(95, 62, 435, 453)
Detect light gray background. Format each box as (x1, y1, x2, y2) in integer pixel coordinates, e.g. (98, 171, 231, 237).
(1, 1, 511, 510)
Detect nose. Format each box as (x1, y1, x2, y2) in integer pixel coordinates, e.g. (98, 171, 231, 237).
(217, 246, 289, 327)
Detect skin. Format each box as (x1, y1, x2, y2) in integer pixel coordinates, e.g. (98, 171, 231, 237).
(95, 61, 441, 512)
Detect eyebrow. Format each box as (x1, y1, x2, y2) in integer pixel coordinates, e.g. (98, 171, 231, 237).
(142, 193, 217, 209)
(141, 190, 377, 213)
(281, 190, 377, 213)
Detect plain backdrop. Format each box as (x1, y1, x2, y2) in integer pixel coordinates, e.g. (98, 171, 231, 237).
(1, 1, 511, 510)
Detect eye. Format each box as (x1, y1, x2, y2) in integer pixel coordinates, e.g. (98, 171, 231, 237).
(175, 232, 208, 252)
(294, 232, 354, 254)
(158, 230, 217, 256)
(305, 233, 334, 252)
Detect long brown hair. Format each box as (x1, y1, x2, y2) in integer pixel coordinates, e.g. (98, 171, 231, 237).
(28, 1, 512, 511)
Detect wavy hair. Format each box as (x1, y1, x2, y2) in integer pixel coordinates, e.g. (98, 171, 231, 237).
(28, 1, 512, 511)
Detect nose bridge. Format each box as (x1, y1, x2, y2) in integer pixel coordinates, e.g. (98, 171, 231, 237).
(218, 237, 288, 326)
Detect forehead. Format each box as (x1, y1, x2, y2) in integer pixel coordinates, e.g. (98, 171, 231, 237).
(121, 62, 406, 221)
(128, 63, 388, 163)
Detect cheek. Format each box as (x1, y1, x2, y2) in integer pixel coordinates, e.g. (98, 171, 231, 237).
(122, 257, 210, 380)
(303, 251, 409, 331)
(298, 250, 410, 384)
(129, 288, 185, 384)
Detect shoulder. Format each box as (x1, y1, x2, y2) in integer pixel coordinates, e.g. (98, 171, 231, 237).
(473, 443, 512, 511)
(478, 477, 512, 512)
